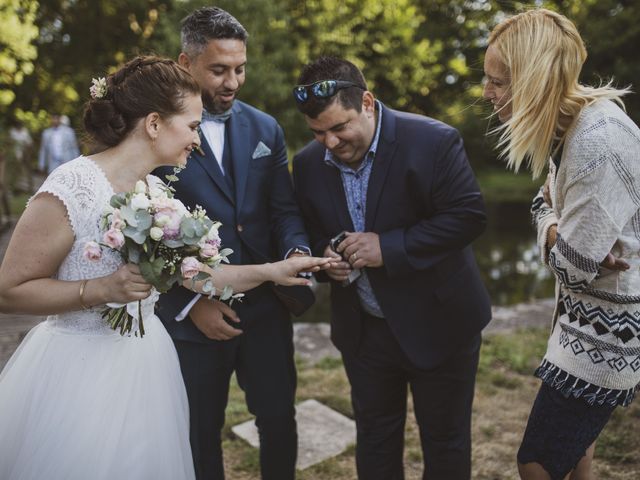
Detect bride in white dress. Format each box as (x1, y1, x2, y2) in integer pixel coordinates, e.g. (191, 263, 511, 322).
(0, 56, 329, 480)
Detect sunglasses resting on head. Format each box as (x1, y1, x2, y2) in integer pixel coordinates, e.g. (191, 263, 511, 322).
(293, 79, 365, 103)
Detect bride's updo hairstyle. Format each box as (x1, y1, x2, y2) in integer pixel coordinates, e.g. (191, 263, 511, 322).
(83, 55, 200, 150)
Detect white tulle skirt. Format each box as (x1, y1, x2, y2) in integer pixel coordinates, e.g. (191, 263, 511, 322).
(0, 315, 195, 480)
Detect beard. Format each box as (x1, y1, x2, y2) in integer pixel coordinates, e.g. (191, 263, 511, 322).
(202, 90, 233, 114)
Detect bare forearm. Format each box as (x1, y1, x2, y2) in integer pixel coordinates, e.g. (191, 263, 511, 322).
(0, 277, 107, 315)
(194, 263, 273, 294)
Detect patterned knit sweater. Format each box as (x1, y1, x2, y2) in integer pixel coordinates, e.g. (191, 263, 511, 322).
(531, 99, 640, 407)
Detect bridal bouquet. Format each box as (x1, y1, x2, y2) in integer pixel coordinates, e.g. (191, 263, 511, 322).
(85, 172, 235, 337)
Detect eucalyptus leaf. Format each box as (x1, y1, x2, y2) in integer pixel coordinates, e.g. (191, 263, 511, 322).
(201, 280, 214, 293)
(135, 210, 152, 230)
(122, 227, 147, 245)
(139, 260, 160, 286)
(127, 248, 141, 264)
(180, 217, 197, 238)
(123, 226, 147, 245)
(220, 285, 233, 301)
(119, 205, 138, 227)
(109, 193, 127, 209)
(193, 271, 209, 281)
(163, 239, 185, 248)
(182, 235, 200, 246)
(151, 256, 165, 276)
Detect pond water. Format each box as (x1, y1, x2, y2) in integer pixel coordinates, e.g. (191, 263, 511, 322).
(474, 201, 555, 305)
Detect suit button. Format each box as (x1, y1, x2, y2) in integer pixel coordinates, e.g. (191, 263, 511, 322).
(237, 224, 244, 232)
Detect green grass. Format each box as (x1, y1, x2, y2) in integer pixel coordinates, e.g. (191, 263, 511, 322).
(597, 402, 640, 464)
(216, 328, 640, 479)
(477, 327, 548, 377)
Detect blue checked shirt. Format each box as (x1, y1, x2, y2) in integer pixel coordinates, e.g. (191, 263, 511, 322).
(323, 101, 384, 318)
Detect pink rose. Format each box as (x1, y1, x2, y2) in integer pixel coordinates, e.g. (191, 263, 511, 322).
(155, 209, 182, 239)
(110, 209, 126, 230)
(199, 241, 219, 258)
(103, 228, 125, 250)
(83, 241, 102, 261)
(181, 257, 201, 279)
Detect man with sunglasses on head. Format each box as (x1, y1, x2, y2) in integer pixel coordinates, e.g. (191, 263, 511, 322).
(292, 57, 492, 480)
(154, 7, 313, 480)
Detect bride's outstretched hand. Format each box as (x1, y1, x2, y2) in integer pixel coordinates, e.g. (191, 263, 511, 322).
(270, 256, 334, 286)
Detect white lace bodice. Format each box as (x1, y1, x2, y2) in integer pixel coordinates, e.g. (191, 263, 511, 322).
(34, 157, 157, 335)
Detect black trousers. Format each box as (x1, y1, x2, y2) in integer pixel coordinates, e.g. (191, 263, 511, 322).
(341, 313, 481, 480)
(174, 310, 297, 480)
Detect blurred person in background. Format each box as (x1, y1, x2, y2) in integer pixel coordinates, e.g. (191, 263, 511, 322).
(38, 113, 80, 174)
(9, 119, 35, 192)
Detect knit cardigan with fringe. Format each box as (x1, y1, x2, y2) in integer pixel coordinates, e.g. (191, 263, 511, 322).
(531, 99, 640, 407)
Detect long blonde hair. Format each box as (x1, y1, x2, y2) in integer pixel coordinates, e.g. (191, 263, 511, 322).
(489, 8, 629, 178)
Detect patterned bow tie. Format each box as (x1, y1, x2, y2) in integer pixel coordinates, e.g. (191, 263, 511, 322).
(202, 108, 232, 124)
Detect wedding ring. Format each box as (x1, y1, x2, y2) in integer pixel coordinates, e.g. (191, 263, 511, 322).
(351, 252, 358, 261)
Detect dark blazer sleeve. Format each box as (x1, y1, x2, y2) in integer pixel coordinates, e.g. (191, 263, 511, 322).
(379, 128, 487, 277)
(292, 150, 332, 282)
(267, 124, 310, 258)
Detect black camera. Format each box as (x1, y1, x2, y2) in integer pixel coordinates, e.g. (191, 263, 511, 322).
(329, 231, 361, 286)
(329, 231, 348, 254)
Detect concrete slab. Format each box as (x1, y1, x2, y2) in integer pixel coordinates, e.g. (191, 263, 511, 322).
(232, 398, 356, 470)
(293, 322, 340, 365)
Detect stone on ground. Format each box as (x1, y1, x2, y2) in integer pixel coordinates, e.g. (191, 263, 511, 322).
(231, 398, 356, 470)
(293, 322, 340, 366)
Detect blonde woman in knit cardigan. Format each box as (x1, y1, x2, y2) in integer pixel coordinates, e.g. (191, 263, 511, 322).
(483, 8, 640, 480)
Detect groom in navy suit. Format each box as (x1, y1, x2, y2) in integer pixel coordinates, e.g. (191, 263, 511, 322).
(292, 57, 492, 479)
(155, 7, 310, 480)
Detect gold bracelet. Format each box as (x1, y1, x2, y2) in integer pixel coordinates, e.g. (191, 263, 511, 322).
(79, 279, 90, 310)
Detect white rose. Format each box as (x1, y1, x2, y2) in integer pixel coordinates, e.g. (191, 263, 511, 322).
(130, 193, 151, 211)
(134, 180, 147, 194)
(207, 222, 222, 241)
(154, 214, 170, 227)
(149, 227, 164, 241)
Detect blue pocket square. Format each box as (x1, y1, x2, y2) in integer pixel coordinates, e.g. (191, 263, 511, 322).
(252, 141, 271, 159)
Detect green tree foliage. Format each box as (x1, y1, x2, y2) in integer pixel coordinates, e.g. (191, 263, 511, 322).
(565, 0, 640, 121)
(0, 0, 38, 109)
(11, 0, 174, 130)
(2, 0, 638, 167)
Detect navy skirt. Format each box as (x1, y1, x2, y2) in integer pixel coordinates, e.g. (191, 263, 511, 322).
(517, 382, 616, 480)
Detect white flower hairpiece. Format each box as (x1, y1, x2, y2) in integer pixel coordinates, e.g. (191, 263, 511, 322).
(89, 77, 108, 99)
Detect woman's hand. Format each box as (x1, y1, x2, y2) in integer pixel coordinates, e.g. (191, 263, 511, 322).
(600, 252, 630, 271)
(268, 256, 334, 286)
(93, 264, 153, 305)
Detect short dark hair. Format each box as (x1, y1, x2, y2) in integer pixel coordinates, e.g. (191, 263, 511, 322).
(83, 56, 200, 149)
(181, 7, 248, 58)
(295, 57, 368, 118)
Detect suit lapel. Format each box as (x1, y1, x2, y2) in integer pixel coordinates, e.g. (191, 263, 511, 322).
(323, 158, 355, 232)
(227, 102, 250, 212)
(365, 104, 397, 230)
(192, 127, 234, 204)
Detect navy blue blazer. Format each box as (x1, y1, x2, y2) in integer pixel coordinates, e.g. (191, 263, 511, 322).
(155, 100, 310, 343)
(292, 104, 491, 369)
